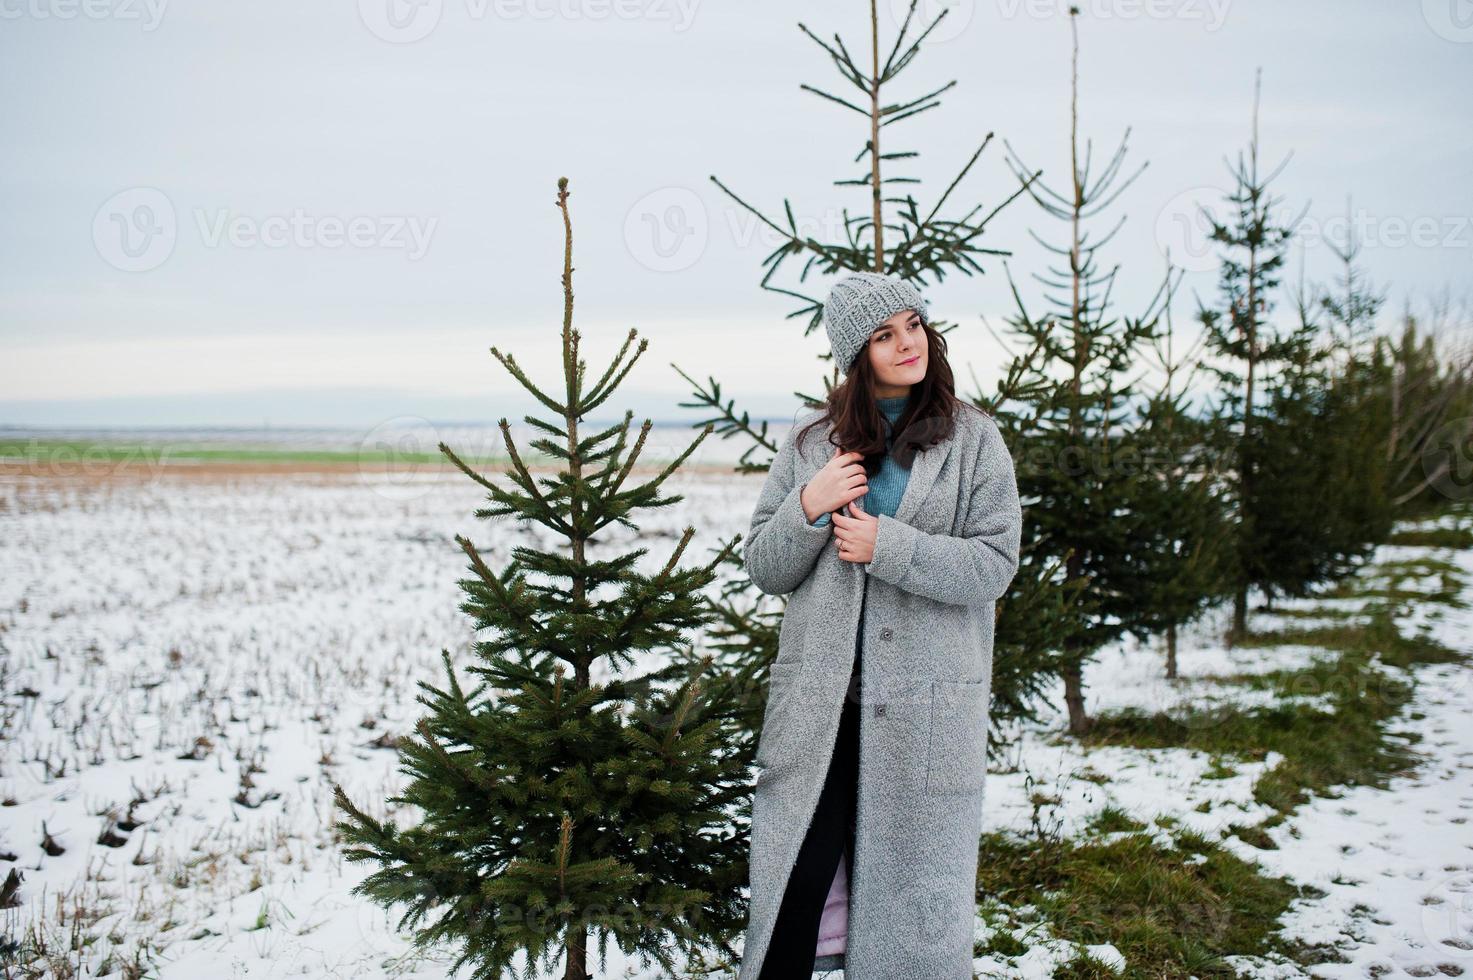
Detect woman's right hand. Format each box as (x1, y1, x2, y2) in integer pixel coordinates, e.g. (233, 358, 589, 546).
(800, 448, 868, 523)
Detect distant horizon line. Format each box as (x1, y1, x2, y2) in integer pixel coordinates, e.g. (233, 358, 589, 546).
(0, 417, 802, 431)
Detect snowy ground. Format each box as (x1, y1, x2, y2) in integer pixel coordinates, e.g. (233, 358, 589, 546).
(1224, 548, 1473, 980)
(1, 468, 1469, 978)
(966, 537, 1473, 980)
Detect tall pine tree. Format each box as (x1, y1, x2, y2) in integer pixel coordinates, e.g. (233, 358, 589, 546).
(1243, 268, 1374, 604)
(1310, 200, 1396, 554)
(990, 5, 1173, 734)
(670, 0, 1063, 743)
(1119, 260, 1234, 679)
(1193, 67, 1312, 641)
(332, 177, 752, 980)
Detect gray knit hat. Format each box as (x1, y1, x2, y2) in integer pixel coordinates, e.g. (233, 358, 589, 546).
(822, 272, 930, 374)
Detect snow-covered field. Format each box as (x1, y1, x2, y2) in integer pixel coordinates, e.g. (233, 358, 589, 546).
(970, 541, 1473, 980)
(1, 468, 1469, 978)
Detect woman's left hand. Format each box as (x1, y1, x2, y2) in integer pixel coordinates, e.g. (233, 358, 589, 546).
(831, 497, 878, 564)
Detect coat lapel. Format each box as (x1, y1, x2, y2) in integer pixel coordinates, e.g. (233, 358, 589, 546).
(891, 436, 951, 526)
(795, 411, 957, 526)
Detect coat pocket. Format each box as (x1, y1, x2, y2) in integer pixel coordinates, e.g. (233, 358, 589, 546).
(754, 661, 804, 772)
(925, 679, 990, 795)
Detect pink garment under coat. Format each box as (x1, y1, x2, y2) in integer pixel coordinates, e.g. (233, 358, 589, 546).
(814, 848, 848, 957)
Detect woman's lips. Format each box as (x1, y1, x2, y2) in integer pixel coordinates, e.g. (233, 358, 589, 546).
(900, 355, 919, 365)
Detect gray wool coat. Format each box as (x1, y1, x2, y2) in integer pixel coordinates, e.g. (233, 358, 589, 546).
(736, 402, 1022, 980)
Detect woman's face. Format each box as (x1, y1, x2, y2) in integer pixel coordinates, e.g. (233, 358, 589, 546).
(865, 308, 927, 394)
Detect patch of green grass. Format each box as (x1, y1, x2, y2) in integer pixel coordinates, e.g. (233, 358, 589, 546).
(1364, 556, 1471, 608)
(1386, 524, 1473, 549)
(1314, 554, 1470, 607)
(975, 827, 1305, 978)
(1086, 602, 1463, 830)
(1223, 821, 1278, 850)
(1236, 603, 1463, 670)
(1054, 953, 1123, 978)
(1260, 604, 1360, 621)
(0, 438, 518, 466)
(975, 922, 1029, 961)
(1201, 756, 1238, 780)
(1341, 584, 1463, 606)
(1083, 805, 1148, 836)
(1369, 556, 1464, 578)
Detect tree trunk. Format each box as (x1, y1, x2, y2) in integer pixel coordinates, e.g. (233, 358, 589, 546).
(564, 924, 589, 980)
(1061, 660, 1092, 735)
(1165, 622, 1178, 679)
(1230, 584, 1248, 645)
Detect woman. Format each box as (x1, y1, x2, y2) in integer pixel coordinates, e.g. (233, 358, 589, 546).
(737, 271, 1023, 980)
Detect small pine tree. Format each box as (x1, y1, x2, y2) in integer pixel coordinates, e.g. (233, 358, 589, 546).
(990, 5, 1173, 734)
(1119, 266, 1235, 677)
(1379, 298, 1473, 513)
(332, 177, 752, 980)
(1318, 195, 1386, 364)
(1314, 206, 1396, 548)
(1241, 309, 1356, 601)
(1193, 67, 1312, 640)
(1246, 255, 1389, 604)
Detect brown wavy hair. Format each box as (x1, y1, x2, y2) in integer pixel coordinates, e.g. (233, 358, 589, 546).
(792, 317, 967, 477)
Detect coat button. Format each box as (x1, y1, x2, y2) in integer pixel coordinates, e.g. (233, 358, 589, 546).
(879, 627, 893, 641)
(874, 703, 887, 717)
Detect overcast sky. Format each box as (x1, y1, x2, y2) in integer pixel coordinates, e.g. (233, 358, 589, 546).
(2, 0, 1469, 427)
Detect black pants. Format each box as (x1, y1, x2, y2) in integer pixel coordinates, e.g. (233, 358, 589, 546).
(759, 586, 865, 979)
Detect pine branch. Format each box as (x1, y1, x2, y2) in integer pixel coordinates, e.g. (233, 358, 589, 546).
(581, 326, 642, 409)
(796, 82, 868, 116)
(489, 346, 567, 417)
(438, 440, 504, 495)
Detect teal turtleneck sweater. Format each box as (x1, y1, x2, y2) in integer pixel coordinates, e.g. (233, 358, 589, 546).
(809, 391, 912, 526)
